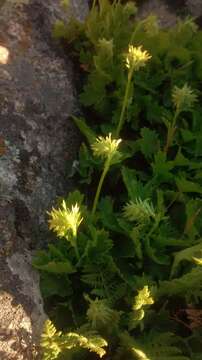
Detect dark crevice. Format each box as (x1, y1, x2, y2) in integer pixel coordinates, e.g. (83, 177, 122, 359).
(14, 198, 32, 245)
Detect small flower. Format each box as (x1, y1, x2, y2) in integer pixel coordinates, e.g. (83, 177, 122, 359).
(123, 198, 155, 223)
(133, 286, 154, 311)
(128, 308, 145, 330)
(177, 17, 198, 35)
(91, 133, 122, 160)
(172, 84, 197, 112)
(123, 2, 137, 17)
(61, 0, 69, 9)
(193, 257, 202, 266)
(85, 295, 119, 328)
(48, 201, 83, 238)
(97, 38, 113, 61)
(125, 45, 151, 71)
(143, 15, 159, 37)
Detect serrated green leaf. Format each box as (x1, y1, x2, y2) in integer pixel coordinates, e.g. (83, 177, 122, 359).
(94, 38, 114, 80)
(180, 129, 196, 142)
(121, 167, 148, 201)
(53, 18, 84, 43)
(40, 273, 72, 298)
(121, 331, 189, 360)
(65, 190, 85, 207)
(170, 242, 202, 278)
(152, 151, 174, 182)
(184, 198, 202, 237)
(80, 72, 108, 111)
(71, 116, 96, 144)
(176, 177, 202, 194)
(33, 260, 75, 274)
(98, 197, 122, 232)
(139, 127, 159, 159)
(173, 149, 190, 167)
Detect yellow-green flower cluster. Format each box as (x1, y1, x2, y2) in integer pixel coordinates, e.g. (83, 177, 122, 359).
(193, 257, 202, 265)
(126, 45, 151, 71)
(133, 286, 154, 311)
(129, 286, 154, 330)
(143, 15, 159, 37)
(48, 201, 83, 238)
(172, 84, 197, 111)
(91, 133, 122, 160)
(123, 198, 155, 223)
(86, 296, 118, 328)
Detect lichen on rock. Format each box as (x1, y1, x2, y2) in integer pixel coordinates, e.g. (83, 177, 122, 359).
(0, 0, 88, 358)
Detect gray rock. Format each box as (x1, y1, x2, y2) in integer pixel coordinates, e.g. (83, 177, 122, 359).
(137, 0, 202, 27)
(0, 0, 88, 358)
(137, 0, 178, 28)
(186, 0, 202, 17)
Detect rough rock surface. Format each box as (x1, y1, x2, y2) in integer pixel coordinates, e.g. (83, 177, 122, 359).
(186, 0, 202, 17)
(138, 0, 202, 27)
(138, 0, 178, 27)
(0, 0, 88, 358)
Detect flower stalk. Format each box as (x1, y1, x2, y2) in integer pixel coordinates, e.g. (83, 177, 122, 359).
(164, 84, 197, 154)
(92, 157, 111, 216)
(91, 0, 97, 10)
(73, 239, 80, 260)
(116, 45, 151, 137)
(91, 134, 122, 215)
(164, 107, 180, 154)
(115, 70, 133, 137)
(48, 202, 83, 260)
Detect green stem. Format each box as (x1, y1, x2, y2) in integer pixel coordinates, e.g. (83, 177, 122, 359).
(172, 107, 180, 129)
(116, 70, 133, 137)
(166, 191, 180, 212)
(130, 21, 142, 44)
(66, 234, 80, 260)
(148, 215, 161, 238)
(100, 271, 110, 300)
(74, 242, 80, 260)
(145, 215, 161, 257)
(69, 302, 78, 328)
(164, 108, 180, 154)
(92, 0, 97, 10)
(71, 235, 80, 260)
(92, 157, 111, 216)
(76, 242, 90, 267)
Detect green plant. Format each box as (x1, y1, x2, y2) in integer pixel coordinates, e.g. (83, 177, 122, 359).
(116, 44, 151, 136)
(41, 320, 107, 359)
(91, 133, 122, 215)
(34, 1, 202, 359)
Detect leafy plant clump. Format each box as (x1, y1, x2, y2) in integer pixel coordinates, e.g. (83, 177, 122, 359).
(34, 1, 202, 359)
